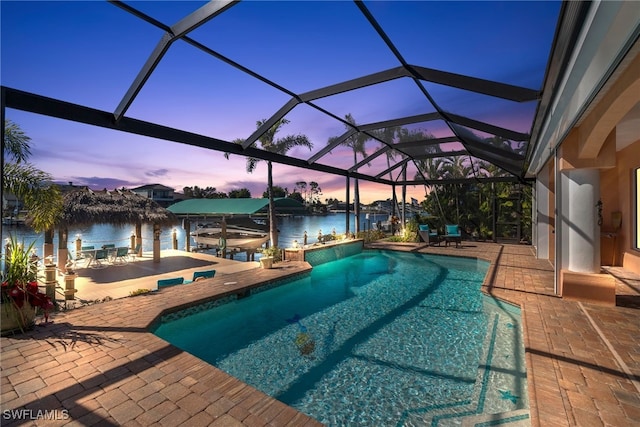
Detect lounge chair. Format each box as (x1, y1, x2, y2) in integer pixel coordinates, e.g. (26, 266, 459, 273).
(157, 277, 185, 287)
(418, 225, 440, 246)
(444, 224, 462, 248)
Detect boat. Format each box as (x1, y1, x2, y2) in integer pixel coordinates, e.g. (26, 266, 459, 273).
(190, 218, 270, 251)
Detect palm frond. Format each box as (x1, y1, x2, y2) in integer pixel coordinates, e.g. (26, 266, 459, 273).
(3, 120, 31, 163)
(246, 157, 259, 173)
(3, 163, 63, 232)
(274, 134, 312, 155)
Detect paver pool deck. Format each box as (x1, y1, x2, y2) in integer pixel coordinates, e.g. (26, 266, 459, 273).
(1, 241, 639, 426)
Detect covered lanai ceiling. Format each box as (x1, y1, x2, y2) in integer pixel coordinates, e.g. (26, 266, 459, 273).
(3, 0, 628, 188)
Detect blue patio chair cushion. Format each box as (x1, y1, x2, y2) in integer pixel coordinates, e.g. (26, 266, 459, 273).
(115, 247, 128, 256)
(420, 224, 438, 236)
(445, 224, 461, 236)
(192, 270, 216, 281)
(157, 277, 185, 287)
(94, 249, 108, 260)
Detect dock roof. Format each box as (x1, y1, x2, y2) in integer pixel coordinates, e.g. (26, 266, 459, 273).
(167, 198, 305, 216)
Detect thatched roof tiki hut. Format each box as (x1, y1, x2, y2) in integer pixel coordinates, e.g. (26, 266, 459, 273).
(53, 189, 178, 272)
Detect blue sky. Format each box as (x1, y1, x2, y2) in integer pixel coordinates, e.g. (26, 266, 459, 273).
(1, 1, 561, 203)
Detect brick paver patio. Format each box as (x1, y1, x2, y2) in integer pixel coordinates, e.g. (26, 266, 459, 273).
(1, 241, 639, 426)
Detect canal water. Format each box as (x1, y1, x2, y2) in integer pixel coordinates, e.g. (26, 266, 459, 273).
(1, 213, 390, 261)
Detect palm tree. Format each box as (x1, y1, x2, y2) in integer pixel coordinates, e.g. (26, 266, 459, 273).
(3, 120, 62, 232)
(372, 125, 400, 181)
(229, 119, 312, 247)
(486, 135, 525, 156)
(328, 114, 370, 233)
(442, 156, 474, 225)
(415, 146, 448, 227)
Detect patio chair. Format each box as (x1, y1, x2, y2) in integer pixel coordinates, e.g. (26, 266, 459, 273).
(77, 245, 95, 266)
(112, 246, 129, 265)
(444, 224, 462, 248)
(66, 252, 77, 273)
(418, 225, 440, 246)
(157, 277, 185, 287)
(91, 249, 109, 268)
(100, 243, 116, 261)
(191, 269, 216, 282)
(128, 243, 141, 262)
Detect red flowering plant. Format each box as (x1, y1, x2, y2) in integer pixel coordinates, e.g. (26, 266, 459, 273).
(1, 236, 54, 333)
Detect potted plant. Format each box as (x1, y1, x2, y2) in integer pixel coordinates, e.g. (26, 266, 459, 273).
(1, 237, 54, 334)
(259, 246, 281, 269)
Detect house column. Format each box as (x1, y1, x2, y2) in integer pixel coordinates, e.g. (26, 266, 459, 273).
(535, 162, 550, 259)
(561, 168, 600, 273)
(345, 175, 350, 235)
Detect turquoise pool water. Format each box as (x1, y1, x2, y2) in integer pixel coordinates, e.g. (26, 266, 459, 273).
(153, 250, 529, 426)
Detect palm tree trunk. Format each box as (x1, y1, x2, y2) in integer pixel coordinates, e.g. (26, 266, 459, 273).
(267, 161, 278, 247)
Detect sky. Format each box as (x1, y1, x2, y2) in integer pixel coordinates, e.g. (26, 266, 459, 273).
(1, 1, 561, 204)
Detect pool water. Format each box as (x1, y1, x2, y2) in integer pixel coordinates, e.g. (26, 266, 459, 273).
(154, 250, 529, 426)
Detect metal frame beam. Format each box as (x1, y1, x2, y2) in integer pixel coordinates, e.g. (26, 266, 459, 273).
(447, 113, 530, 142)
(113, 0, 238, 121)
(4, 0, 558, 191)
(241, 98, 300, 149)
(403, 176, 532, 186)
(298, 67, 408, 102)
(3, 86, 391, 185)
(376, 157, 410, 179)
(412, 150, 468, 160)
(307, 113, 442, 165)
(356, 112, 442, 132)
(349, 146, 391, 172)
(410, 65, 540, 102)
(307, 128, 357, 165)
(393, 136, 459, 149)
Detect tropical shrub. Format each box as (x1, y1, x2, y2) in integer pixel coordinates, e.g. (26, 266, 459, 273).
(1, 237, 54, 332)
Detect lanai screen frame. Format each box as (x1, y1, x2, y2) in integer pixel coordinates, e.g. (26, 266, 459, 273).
(1, 1, 588, 192)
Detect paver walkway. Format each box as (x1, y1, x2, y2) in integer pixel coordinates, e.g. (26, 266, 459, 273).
(1, 241, 639, 426)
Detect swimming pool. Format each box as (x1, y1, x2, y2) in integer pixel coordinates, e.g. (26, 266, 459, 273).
(153, 250, 529, 426)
